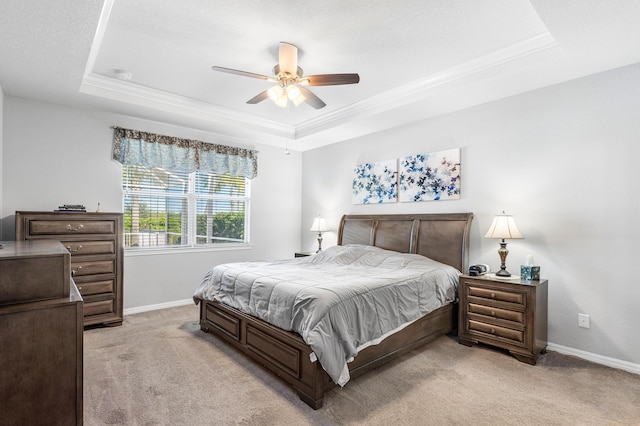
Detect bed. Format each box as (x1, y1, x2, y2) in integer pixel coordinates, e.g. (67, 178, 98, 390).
(194, 212, 473, 409)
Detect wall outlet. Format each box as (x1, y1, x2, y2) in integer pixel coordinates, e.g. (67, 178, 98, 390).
(578, 313, 590, 328)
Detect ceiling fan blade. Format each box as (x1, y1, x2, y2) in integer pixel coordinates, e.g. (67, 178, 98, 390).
(298, 86, 326, 109)
(246, 90, 270, 104)
(211, 66, 273, 81)
(304, 73, 360, 86)
(279, 42, 298, 75)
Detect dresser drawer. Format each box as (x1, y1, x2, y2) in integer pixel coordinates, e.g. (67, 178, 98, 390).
(84, 298, 115, 317)
(61, 240, 116, 256)
(468, 303, 524, 324)
(468, 319, 524, 343)
(75, 279, 115, 296)
(467, 285, 525, 305)
(27, 219, 116, 236)
(71, 259, 115, 277)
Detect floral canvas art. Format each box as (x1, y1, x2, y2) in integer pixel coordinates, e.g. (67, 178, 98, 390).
(352, 159, 398, 204)
(399, 148, 461, 202)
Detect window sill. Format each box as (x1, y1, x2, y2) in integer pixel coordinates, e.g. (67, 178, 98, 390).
(124, 244, 252, 257)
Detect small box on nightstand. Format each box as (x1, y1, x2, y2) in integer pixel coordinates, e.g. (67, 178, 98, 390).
(520, 265, 540, 281)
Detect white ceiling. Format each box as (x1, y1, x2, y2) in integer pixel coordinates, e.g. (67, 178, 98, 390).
(2, 0, 640, 151)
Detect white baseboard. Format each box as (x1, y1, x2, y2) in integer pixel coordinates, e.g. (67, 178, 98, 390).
(547, 342, 640, 375)
(123, 298, 194, 316)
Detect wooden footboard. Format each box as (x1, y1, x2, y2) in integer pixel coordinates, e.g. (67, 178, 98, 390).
(197, 298, 454, 409)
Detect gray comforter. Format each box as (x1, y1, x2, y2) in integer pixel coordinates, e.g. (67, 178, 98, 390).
(193, 244, 460, 386)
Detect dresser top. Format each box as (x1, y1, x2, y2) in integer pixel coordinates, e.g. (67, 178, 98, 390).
(0, 240, 68, 258)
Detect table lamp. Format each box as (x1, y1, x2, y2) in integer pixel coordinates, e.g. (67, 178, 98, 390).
(484, 211, 523, 277)
(310, 215, 329, 253)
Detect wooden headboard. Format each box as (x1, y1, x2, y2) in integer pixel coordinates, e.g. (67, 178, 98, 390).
(338, 213, 474, 273)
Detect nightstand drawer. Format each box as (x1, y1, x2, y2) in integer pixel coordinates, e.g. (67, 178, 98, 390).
(469, 320, 524, 343)
(468, 303, 524, 324)
(468, 285, 525, 305)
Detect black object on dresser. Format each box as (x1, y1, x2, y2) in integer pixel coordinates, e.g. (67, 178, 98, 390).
(458, 274, 548, 365)
(0, 240, 83, 425)
(16, 211, 124, 327)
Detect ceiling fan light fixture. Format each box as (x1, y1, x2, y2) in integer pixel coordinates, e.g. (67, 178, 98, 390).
(267, 85, 284, 101)
(268, 85, 288, 107)
(291, 93, 305, 106)
(274, 94, 288, 108)
(287, 85, 301, 100)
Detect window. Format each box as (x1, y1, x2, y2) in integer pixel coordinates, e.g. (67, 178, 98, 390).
(122, 165, 249, 249)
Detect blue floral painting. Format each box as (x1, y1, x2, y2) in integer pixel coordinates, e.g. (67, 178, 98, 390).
(399, 148, 460, 202)
(352, 159, 398, 204)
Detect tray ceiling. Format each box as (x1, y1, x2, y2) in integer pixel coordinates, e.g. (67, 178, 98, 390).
(2, 0, 640, 151)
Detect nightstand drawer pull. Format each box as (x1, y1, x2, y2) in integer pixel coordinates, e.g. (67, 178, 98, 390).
(67, 224, 84, 231)
(66, 245, 83, 252)
(490, 293, 496, 298)
(491, 310, 496, 316)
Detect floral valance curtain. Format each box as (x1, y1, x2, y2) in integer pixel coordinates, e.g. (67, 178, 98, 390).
(112, 127, 258, 179)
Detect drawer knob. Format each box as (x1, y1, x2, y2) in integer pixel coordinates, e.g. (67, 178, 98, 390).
(67, 224, 84, 231)
(491, 310, 496, 316)
(490, 328, 496, 334)
(71, 266, 83, 276)
(66, 245, 83, 253)
(490, 293, 496, 298)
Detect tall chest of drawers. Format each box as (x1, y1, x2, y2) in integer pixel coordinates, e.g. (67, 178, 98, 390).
(458, 274, 548, 365)
(16, 211, 124, 327)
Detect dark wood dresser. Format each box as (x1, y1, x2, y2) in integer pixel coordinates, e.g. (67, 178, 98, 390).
(16, 211, 124, 327)
(458, 274, 548, 365)
(0, 240, 83, 425)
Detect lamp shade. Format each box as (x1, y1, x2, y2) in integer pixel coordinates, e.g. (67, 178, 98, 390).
(310, 216, 329, 232)
(484, 212, 523, 239)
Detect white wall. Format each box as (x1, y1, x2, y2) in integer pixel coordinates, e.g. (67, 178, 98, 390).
(2, 96, 303, 309)
(301, 63, 640, 367)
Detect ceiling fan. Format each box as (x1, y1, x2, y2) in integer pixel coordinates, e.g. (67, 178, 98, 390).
(211, 42, 360, 109)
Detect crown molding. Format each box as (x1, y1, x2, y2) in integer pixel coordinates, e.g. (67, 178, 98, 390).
(295, 32, 558, 139)
(80, 73, 295, 139)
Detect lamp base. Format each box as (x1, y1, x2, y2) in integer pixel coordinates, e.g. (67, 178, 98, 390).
(315, 233, 323, 253)
(496, 239, 511, 277)
(495, 269, 511, 277)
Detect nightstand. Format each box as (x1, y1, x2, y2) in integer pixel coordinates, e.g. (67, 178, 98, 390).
(458, 274, 548, 365)
(295, 252, 313, 258)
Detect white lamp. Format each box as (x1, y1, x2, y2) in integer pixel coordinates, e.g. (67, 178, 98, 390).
(310, 216, 329, 253)
(484, 211, 524, 277)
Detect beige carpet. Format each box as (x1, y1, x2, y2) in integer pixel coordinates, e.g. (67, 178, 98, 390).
(84, 304, 640, 425)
